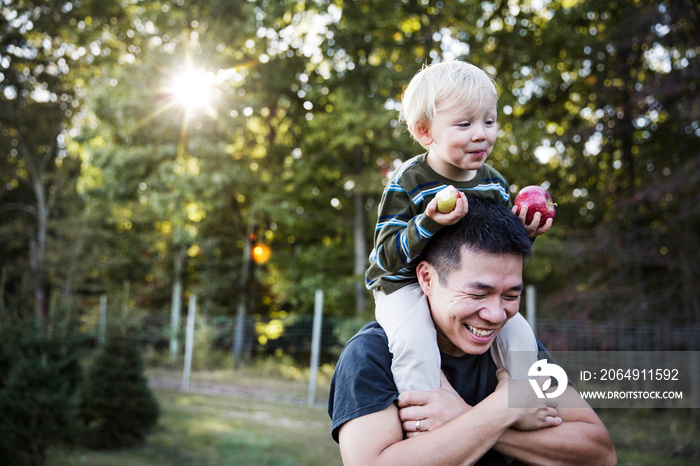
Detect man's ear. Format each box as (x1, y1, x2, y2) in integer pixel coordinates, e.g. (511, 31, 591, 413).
(413, 122, 433, 146)
(416, 261, 434, 297)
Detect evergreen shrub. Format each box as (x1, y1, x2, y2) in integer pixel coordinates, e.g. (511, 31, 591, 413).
(0, 317, 83, 466)
(81, 334, 159, 449)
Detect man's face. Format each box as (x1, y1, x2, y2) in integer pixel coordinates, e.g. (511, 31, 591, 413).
(417, 247, 524, 357)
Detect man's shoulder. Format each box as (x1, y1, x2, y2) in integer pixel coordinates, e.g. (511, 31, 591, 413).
(342, 322, 391, 359)
(329, 322, 397, 443)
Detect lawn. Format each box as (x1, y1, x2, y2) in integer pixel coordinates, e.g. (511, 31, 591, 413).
(597, 408, 699, 465)
(49, 387, 342, 466)
(47, 367, 698, 465)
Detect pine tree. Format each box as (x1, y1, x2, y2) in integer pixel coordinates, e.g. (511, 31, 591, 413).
(81, 335, 159, 449)
(0, 314, 83, 466)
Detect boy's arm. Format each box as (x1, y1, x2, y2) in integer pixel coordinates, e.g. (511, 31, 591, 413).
(371, 186, 442, 276)
(371, 186, 466, 277)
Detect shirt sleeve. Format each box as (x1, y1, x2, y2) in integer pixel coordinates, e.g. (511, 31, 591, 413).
(367, 181, 443, 284)
(328, 326, 398, 443)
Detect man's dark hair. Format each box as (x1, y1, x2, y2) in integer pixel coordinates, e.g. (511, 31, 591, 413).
(421, 195, 532, 284)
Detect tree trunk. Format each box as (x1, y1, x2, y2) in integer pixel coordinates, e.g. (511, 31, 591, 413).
(353, 191, 367, 315)
(30, 157, 49, 323)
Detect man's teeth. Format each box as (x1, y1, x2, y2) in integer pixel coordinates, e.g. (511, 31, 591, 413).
(466, 324, 494, 337)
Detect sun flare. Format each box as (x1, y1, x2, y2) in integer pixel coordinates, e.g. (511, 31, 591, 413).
(167, 66, 218, 117)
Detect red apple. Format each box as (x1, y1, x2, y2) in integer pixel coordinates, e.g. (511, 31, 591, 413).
(513, 185, 557, 226)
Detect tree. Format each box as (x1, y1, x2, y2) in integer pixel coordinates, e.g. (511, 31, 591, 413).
(81, 334, 159, 449)
(0, 0, 130, 319)
(0, 311, 83, 465)
(475, 0, 700, 322)
(4, 0, 698, 358)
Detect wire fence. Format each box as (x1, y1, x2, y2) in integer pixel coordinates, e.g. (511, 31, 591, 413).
(90, 314, 700, 364)
(536, 321, 700, 352)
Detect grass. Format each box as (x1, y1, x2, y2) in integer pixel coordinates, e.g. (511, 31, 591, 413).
(597, 408, 699, 465)
(46, 360, 699, 466)
(49, 388, 342, 466)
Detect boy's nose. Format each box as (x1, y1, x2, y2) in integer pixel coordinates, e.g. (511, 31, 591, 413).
(471, 124, 486, 141)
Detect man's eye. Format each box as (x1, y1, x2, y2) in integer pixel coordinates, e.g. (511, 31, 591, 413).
(469, 294, 487, 299)
(503, 295, 521, 301)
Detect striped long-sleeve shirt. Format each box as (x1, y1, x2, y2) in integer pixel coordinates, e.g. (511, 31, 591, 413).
(365, 153, 511, 294)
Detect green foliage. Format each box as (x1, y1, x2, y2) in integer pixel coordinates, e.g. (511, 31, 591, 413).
(2, 0, 699, 344)
(0, 315, 84, 466)
(81, 335, 159, 449)
(0, 0, 133, 319)
(538, 156, 700, 323)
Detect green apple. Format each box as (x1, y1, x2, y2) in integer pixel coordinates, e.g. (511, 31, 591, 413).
(436, 185, 459, 213)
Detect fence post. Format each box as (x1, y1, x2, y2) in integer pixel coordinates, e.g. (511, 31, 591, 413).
(691, 351, 700, 409)
(170, 280, 182, 361)
(98, 294, 107, 345)
(182, 294, 196, 391)
(308, 289, 324, 406)
(526, 285, 536, 335)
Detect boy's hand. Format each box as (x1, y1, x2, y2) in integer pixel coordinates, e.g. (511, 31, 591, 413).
(512, 205, 553, 237)
(426, 190, 468, 226)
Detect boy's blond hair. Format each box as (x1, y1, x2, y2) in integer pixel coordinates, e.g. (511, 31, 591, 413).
(401, 61, 499, 147)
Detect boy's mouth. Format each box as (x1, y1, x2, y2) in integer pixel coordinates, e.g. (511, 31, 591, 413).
(468, 150, 488, 159)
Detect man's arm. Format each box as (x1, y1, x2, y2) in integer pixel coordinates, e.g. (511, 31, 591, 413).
(338, 370, 556, 466)
(397, 373, 616, 466)
(339, 398, 510, 465)
(494, 385, 617, 466)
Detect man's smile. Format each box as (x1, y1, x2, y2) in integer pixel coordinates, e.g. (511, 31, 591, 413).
(465, 323, 496, 338)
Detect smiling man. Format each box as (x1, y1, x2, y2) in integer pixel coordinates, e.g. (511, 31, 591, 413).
(328, 196, 616, 465)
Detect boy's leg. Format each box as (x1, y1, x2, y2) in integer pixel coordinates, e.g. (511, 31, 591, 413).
(374, 283, 441, 392)
(490, 312, 538, 380)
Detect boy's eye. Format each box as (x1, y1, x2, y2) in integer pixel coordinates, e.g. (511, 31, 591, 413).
(458, 122, 471, 127)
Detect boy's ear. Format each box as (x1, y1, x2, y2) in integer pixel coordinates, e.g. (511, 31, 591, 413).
(413, 122, 433, 146)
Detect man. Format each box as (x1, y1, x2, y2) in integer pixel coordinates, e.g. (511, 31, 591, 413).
(328, 196, 616, 465)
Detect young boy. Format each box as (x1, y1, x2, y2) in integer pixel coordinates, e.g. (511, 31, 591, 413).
(366, 60, 553, 392)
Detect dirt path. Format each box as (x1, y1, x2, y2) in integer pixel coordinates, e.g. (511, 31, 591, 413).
(147, 374, 322, 406)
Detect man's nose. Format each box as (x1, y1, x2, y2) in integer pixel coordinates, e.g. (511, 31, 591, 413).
(479, 298, 507, 324)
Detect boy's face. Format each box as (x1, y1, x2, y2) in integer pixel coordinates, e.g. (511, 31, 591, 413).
(417, 93, 498, 182)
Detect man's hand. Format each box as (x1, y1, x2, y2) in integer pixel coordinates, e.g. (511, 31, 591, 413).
(426, 191, 468, 226)
(512, 204, 553, 238)
(398, 371, 470, 437)
(495, 369, 562, 431)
